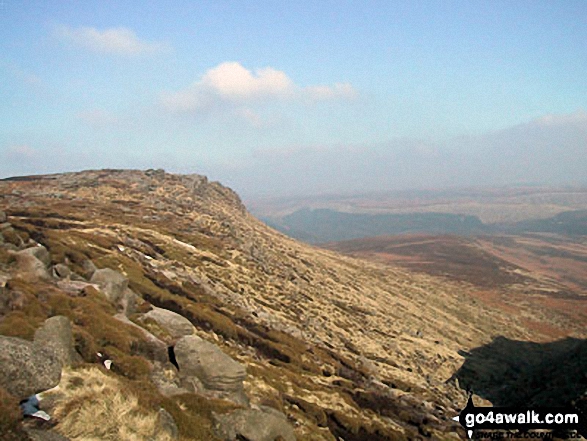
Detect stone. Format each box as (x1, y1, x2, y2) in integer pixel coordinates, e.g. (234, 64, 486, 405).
(90, 268, 128, 304)
(174, 335, 246, 394)
(150, 361, 190, 397)
(52, 263, 71, 279)
(114, 314, 168, 363)
(0, 210, 6, 223)
(214, 406, 296, 441)
(34, 316, 79, 367)
(154, 408, 179, 440)
(10, 250, 52, 281)
(56, 280, 99, 296)
(140, 307, 194, 343)
(81, 259, 97, 279)
(120, 288, 140, 317)
(0, 336, 62, 398)
(18, 245, 51, 267)
(0, 231, 4, 245)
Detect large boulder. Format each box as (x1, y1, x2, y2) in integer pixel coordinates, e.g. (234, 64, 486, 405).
(114, 314, 168, 363)
(10, 249, 52, 281)
(140, 307, 194, 343)
(174, 335, 246, 397)
(0, 336, 62, 397)
(18, 245, 51, 267)
(90, 268, 128, 304)
(214, 406, 296, 441)
(34, 316, 79, 367)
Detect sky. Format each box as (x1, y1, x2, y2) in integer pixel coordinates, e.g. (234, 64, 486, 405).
(1, 1, 586, 198)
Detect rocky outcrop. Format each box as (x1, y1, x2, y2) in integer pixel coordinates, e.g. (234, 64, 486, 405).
(34, 316, 79, 367)
(174, 335, 247, 402)
(0, 336, 62, 397)
(90, 268, 128, 304)
(214, 406, 296, 441)
(140, 307, 194, 343)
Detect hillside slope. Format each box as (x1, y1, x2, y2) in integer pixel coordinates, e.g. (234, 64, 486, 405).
(0, 170, 575, 440)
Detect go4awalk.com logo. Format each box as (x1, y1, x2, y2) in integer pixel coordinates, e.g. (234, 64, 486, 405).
(453, 395, 587, 439)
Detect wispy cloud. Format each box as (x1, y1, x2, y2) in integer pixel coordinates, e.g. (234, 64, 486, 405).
(160, 61, 358, 117)
(4, 144, 38, 160)
(55, 25, 167, 55)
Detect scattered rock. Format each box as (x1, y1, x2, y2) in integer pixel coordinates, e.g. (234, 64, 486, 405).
(120, 287, 140, 316)
(34, 316, 79, 367)
(18, 245, 51, 267)
(140, 307, 194, 343)
(214, 406, 296, 441)
(81, 259, 97, 279)
(10, 249, 52, 281)
(0, 336, 62, 397)
(52, 264, 71, 279)
(55, 280, 98, 296)
(90, 268, 128, 304)
(174, 335, 246, 399)
(154, 408, 179, 440)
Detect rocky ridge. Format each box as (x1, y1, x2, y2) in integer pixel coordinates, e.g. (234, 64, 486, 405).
(0, 169, 573, 440)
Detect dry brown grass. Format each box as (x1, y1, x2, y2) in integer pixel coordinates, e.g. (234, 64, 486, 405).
(50, 367, 174, 441)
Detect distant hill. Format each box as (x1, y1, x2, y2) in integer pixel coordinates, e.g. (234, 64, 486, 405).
(264, 208, 487, 243)
(497, 209, 587, 236)
(263, 206, 587, 244)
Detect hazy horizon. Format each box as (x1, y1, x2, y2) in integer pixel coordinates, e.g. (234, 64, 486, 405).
(2, 1, 586, 199)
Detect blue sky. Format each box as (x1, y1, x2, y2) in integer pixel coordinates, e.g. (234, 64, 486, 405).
(1, 1, 586, 197)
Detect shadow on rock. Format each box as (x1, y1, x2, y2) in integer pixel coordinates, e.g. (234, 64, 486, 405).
(451, 336, 587, 409)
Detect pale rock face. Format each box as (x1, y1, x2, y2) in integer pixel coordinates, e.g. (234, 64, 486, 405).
(11, 249, 52, 281)
(140, 307, 194, 342)
(90, 268, 129, 304)
(18, 245, 52, 267)
(214, 406, 296, 441)
(34, 316, 79, 367)
(0, 335, 63, 397)
(174, 334, 246, 395)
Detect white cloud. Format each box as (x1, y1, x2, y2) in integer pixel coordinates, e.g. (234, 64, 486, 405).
(202, 62, 294, 99)
(5, 145, 38, 160)
(55, 25, 166, 55)
(161, 61, 358, 115)
(304, 82, 358, 102)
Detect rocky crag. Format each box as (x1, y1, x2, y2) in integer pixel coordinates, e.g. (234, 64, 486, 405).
(0, 169, 578, 440)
